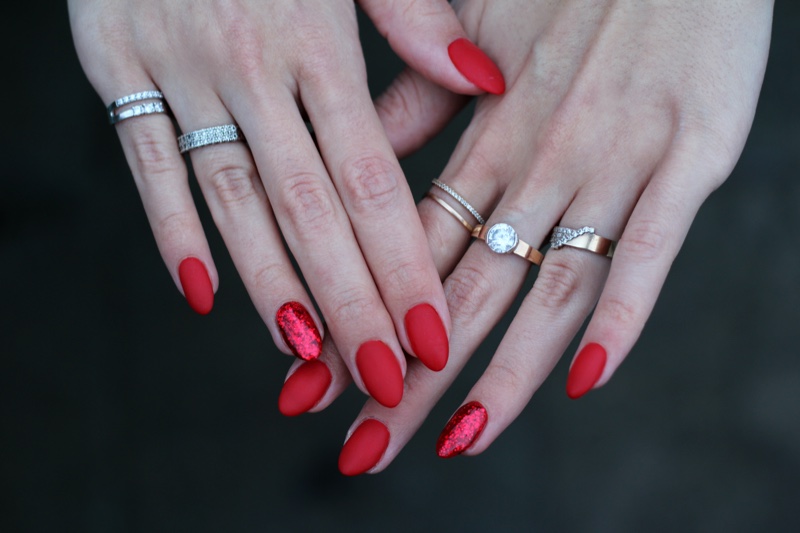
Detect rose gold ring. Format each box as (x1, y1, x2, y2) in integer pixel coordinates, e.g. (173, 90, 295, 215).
(549, 226, 616, 258)
(426, 193, 474, 232)
(471, 223, 544, 265)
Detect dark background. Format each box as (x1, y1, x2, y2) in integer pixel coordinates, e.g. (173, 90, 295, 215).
(3, 3, 799, 532)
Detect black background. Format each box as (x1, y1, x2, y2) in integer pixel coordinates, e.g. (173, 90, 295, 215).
(3, 3, 799, 532)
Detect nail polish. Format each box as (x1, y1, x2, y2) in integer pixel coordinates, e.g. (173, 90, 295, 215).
(338, 419, 390, 476)
(566, 343, 607, 399)
(436, 401, 488, 458)
(276, 302, 322, 361)
(355, 341, 404, 408)
(178, 257, 213, 315)
(447, 38, 506, 95)
(278, 360, 331, 417)
(404, 304, 449, 371)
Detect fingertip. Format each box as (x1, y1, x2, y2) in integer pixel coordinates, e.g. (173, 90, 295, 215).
(278, 360, 332, 417)
(447, 38, 506, 95)
(178, 257, 215, 314)
(566, 343, 607, 399)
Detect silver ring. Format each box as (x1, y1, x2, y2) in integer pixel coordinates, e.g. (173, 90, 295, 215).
(107, 90, 166, 124)
(431, 179, 485, 224)
(177, 124, 245, 153)
(550, 226, 616, 258)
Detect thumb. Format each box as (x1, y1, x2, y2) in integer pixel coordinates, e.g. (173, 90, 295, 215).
(360, 0, 506, 95)
(375, 67, 470, 158)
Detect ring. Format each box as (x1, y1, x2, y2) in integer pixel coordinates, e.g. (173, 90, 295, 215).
(107, 90, 166, 124)
(177, 124, 245, 153)
(427, 193, 474, 232)
(431, 179, 485, 224)
(472, 223, 544, 265)
(549, 226, 616, 258)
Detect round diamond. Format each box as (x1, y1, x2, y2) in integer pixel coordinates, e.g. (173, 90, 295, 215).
(486, 223, 518, 254)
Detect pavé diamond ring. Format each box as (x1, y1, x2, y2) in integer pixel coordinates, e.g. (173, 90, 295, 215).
(177, 124, 245, 154)
(472, 223, 544, 265)
(431, 179, 485, 225)
(549, 226, 616, 258)
(107, 90, 167, 125)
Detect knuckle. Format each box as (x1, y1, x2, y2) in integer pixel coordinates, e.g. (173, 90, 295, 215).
(375, 71, 420, 132)
(619, 219, 668, 263)
(206, 163, 262, 208)
(326, 288, 379, 326)
(339, 154, 400, 215)
(483, 359, 525, 396)
(156, 211, 194, 244)
(277, 172, 336, 233)
(381, 256, 430, 296)
(530, 257, 583, 311)
(251, 261, 292, 293)
(600, 296, 640, 332)
(130, 130, 182, 184)
(444, 264, 494, 324)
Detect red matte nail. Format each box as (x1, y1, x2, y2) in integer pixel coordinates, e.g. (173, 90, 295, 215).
(276, 302, 322, 361)
(338, 419, 390, 476)
(566, 343, 607, 399)
(436, 401, 488, 458)
(178, 257, 213, 315)
(404, 304, 449, 371)
(447, 38, 506, 95)
(278, 360, 331, 417)
(355, 341, 404, 408)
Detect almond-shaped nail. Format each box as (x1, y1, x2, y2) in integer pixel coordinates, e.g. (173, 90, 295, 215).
(178, 257, 213, 315)
(447, 38, 506, 95)
(404, 303, 449, 371)
(278, 360, 331, 417)
(338, 419, 390, 476)
(436, 401, 488, 458)
(276, 301, 322, 361)
(566, 343, 607, 399)
(355, 340, 404, 408)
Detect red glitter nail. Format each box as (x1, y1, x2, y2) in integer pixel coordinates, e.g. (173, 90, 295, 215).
(276, 302, 322, 361)
(436, 401, 488, 458)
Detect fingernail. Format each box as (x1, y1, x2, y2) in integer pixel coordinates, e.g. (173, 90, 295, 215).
(338, 419, 390, 476)
(404, 304, 449, 371)
(178, 257, 214, 315)
(276, 302, 322, 361)
(566, 343, 607, 399)
(447, 38, 506, 95)
(436, 401, 488, 458)
(355, 340, 404, 408)
(278, 360, 332, 417)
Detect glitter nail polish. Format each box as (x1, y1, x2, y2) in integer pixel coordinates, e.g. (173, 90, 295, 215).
(436, 401, 488, 458)
(276, 302, 322, 361)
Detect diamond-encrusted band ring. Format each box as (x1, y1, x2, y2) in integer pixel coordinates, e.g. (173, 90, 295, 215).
(472, 223, 544, 265)
(107, 90, 166, 124)
(177, 124, 245, 154)
(549, 226, 616, 258)
(427, 193, 474, 232)
(431, 179, 485, 225)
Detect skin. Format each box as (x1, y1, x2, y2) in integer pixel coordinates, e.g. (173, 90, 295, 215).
(307, 0, 774, 471)
(68, 0, 489, 402)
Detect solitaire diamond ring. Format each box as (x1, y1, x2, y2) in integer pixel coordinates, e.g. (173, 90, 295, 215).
(472, 223, 543, 265)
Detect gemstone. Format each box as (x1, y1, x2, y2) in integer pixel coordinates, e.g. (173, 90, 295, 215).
(485, 223, 518, 254)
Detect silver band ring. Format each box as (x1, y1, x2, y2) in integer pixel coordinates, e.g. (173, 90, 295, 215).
(431, 179, 485, 224)
(472, 223, 544, 265)
(550, 226, 616, 258)
(107, 90, 166, 124)
(177, 124, 245, 154)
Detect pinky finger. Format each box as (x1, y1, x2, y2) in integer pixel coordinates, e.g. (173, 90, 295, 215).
(567, 141, 725, 398)
(116, 113, 217, 314)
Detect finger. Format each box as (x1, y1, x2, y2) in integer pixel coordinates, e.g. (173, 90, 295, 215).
(360, 0, 505, 95)
(301, 42, 451, 373)
(568, 135, 718, 398)
(375, 67, 470, 158)
(167, 85, 325, 362)
(111, 88, 218, 315)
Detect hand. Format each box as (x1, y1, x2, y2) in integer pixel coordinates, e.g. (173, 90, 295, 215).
(281, 0, 774, 474)
(68, 0, 507, 408)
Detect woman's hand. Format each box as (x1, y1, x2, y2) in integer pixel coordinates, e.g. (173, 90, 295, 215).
(69, 0, 507, 408)
(282, 0, 773, 474)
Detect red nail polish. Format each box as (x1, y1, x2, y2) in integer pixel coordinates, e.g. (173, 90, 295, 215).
(404, 304, 449, 371)
(276, 302, 322, 361)
(355, 341, 404, 408)
(447, 38, 506, 95)
(278, 360, 331, 417)
(436, 401, 488, 458)
(338, 419, 390, 476)
(566, 343, 607, 399)
(178, 257, 213, 315)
